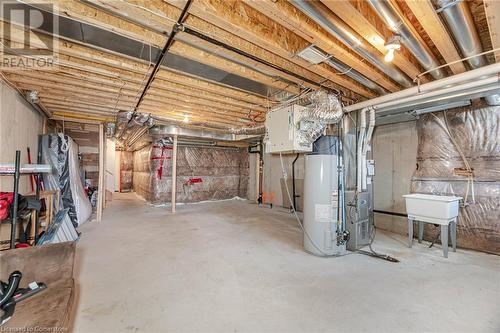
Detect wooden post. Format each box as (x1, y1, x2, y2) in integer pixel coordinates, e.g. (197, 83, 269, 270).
(255, 153, 260, 202)
(97, 123, 104, 221)
(171, 135, 178, 213)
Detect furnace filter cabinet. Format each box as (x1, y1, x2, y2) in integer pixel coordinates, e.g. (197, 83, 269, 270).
(303, 140, 346, 256)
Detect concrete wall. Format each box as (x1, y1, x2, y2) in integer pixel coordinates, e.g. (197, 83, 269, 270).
(372, 121, 418, 234)
(262, 152, 305, 209)
(0, 80, 44, 194)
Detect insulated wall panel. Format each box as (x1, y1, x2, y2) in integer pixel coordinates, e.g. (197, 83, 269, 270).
(133, 143, 249, 204)
(412, 106, 500, 254)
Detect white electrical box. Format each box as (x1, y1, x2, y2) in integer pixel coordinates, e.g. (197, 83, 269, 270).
(265, 104, 313, 154)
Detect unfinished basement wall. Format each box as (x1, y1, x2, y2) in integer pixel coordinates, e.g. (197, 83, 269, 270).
(372, 121, 418, 236)
(261, 153, 305, 210)
(373, 105, 500, 254)
(132, 143, 249, 204)
(119, 151, 133, 192)
(0, 80, 44, 193)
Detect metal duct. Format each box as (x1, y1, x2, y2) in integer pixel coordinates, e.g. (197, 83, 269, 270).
(230, 125, 265, 135)
(325, 58, 389, 95)
(290, 0, 413, 88)
(436, 0, 485, 68)
(368, 0, 445, 80)
(150, 125, 261, 141)
(296, 90, 344, 144)
(435, 0, 500, 105)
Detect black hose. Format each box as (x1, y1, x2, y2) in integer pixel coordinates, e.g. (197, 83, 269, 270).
(0, 271, 22, 307)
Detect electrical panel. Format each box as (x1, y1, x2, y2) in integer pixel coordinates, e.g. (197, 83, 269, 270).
(264, 104, 313, 154)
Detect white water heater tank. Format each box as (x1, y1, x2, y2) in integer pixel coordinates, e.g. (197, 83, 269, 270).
(303, 154, 346, 256)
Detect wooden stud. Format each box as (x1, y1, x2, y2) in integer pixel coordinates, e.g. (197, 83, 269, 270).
(97, 123, 104, 221)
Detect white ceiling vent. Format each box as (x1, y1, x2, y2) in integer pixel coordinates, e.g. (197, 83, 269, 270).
(297, 45, 330, 64)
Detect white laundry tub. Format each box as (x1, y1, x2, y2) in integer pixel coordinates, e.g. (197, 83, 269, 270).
(403, 193, 462, 223)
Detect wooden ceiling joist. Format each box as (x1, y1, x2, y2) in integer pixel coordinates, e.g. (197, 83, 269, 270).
(8, 76, 262, 124)
(9, 68, 266, 115)
(2, 20, 273, 105)
(483, 0, 500, 62)
(3, 20, 297, 97)
(242, 0, 401, 92)
(320, 0, 428, 81)
(114, 0, 374, 98)
(403, 0, 467, 75)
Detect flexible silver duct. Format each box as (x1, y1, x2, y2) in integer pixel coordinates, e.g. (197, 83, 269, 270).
(290, 0, 413, 88)
(325, 58, 389, 95)
(436, 0, 500, 105)
(368, 0, 445, 80)
(436, 0, 485, 68)
(302, 90, 344, 124)
(297, 90, 344, 144)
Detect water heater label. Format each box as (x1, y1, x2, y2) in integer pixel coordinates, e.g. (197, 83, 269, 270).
(315, 204, 331, 222)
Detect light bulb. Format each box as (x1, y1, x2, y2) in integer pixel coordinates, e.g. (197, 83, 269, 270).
(384, 49, 395, 62)
(183, 115, 189, 123)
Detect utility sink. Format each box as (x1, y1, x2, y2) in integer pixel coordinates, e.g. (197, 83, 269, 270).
(403, 193, 462, 224)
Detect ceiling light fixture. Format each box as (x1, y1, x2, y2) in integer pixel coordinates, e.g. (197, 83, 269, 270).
(183, 114, 189, 123)
(384, 35, 401, 62)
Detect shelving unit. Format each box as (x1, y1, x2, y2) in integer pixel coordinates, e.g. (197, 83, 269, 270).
(0, 150, 51, 249)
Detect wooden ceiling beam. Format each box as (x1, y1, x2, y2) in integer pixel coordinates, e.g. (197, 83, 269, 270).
(44, 101, 243, 127)
(2, 20, 271, 105)
(13, 78, 260, 123)
(11, 69, 265, 114)
(44, 99, 245, 126)
(24, 0, 166, 47)
(320, 0, 428, 81)
(81, 0, 327, 92)
(111, 0, 375, 98)
(167, 41, 299, 94)
(241, 0, 400, 92)
(403, 0, 466, 75)
(484, 0, 500, 62)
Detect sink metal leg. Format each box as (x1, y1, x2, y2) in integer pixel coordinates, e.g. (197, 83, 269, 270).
(418, 221, 424, 243)
(441, 224, 449, 258)
(450, 220, 457, 252)
(408, 218, 413, 248)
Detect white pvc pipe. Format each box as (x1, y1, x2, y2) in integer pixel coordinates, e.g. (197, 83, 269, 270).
(357, 108, 367, 192)
(345, 62, 500, 112)
(361, 108, 375, 191)
(373, 75, 499, 112)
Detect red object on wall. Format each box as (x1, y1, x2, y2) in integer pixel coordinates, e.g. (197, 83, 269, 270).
(185, 178, 203, 186)
(151, 145, 172, 179)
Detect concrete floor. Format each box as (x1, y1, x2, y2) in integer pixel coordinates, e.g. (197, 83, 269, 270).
(73, 193, 500, 333)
